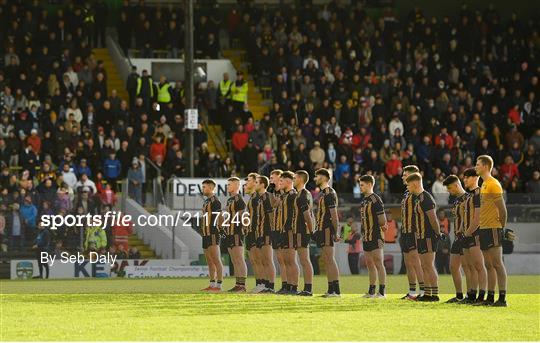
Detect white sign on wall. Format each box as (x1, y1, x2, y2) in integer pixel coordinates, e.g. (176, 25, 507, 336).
(185, 109, 198, 129)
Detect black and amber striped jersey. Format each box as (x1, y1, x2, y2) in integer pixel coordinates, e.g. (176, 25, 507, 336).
(464, 187, 481, 232)
(246, 192, 260, 234)
(257, 192, 274, 237)
(451, 193, 469, 235)
(225, 193, 246, 235)
(400, 191, 415, 234)
(293, 188, 313, 234)
(359, 193, 385, 242)
(280, 189, 297, 231)
(273, 190, 284, 231)
(316, 186, 338, 231)
(413, 191, 437, 239)
(202, 195, 221, 236)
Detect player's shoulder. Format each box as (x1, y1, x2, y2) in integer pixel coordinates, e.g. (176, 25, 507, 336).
(368, 193, 383, 203)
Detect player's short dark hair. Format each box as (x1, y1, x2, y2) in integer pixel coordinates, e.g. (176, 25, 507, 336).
(202, 179, 216, 187)
(405, 172, 422, 183)
(477, 155, 494, 170)
(315, 168, 331, 180)
(295, 170, 309, 183)
(280, 171, 294, 180)
(403, 165, 419, 174)
(463, 168, 478, 177)
(257, 175, 269, 188)
(443, 175, 460, 186)
(359, 175, 375, 185)
(227, 177, 240, 182)
(270, 169, 283, 176)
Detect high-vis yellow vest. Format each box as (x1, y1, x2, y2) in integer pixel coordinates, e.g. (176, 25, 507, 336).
(231, 81, 248, 103)
(157, 83, 171, 103)
(219, 80, 232, 99)
(136, 77, 154, 97)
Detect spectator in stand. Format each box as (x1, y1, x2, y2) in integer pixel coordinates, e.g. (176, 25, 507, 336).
(127, 158, 144, 205)
(103, 153, 121, 190)
(232, 124, 248, 170)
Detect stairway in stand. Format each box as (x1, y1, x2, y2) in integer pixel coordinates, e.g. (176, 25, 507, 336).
(92, 48, 129, 100)
(128, 234, 157, 259)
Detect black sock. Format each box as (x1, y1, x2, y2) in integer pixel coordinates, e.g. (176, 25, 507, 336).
(328, 282, 333, 294)
(379, 284, 386, 296)
(263, 279, 269, 287)
(409, 282, 416, 293)
(291, 284, 298, 292)
(368, 284, 376, 295)
(333, 280, 340, 294)
(478, 290, 485, 301)
(304, 283, 312, 293)
(268, 282, 275, 290)
(468, 290, 477, 301)
(456, 292, 464, 299)
(419, 282, 425, 292)
(487, 291, 495, 303)
(432, 286, 439, 297)
(281, 281, 287, 290)
(498, 290, 506, 302)
(286, 283, 291, 291)
(256, 279, 261, 286)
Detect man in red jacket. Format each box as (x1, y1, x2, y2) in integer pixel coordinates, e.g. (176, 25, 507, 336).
(231, 124, 248, 168)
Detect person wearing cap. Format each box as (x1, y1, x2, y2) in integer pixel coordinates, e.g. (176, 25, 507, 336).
(127, 158, 143, 204)
(27, 129, 41, 154)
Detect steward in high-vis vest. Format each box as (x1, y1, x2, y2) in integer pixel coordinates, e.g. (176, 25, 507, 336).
(136, 69, 154, 109)
(157, 75, 173, 104)
(231, 72, 248, 111)
(218, 72, 232, 106)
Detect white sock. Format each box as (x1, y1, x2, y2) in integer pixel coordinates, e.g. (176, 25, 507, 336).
(216, 281, 222, 289)
(210, 281, 216, 288)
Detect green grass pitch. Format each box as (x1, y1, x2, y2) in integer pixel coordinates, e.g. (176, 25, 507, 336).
(1, 275, 539, 341)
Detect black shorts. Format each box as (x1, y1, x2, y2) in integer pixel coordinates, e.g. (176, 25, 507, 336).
(479, 228, 503, 251)
(463, 231, 480, 249)
(417, 236, 439, 254)
(450, 238, 464, 255)
(256, 234, 272, 248)
(281, 230, 295, 249)
(202, 233, 220, 249)
(226, 234, 244, 248)
(399, 232, 417, 253)
(363, 238, 384, 252)
(315, 227, 335, 248)
(271, 230, 282, 249)
(245, 231, 257, 250)
(294, 232, 311, 249)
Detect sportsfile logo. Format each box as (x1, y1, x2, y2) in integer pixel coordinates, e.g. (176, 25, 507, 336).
(40, 210, 251, 229)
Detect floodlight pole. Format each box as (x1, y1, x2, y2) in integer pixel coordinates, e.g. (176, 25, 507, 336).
(185, 0, 195, 177)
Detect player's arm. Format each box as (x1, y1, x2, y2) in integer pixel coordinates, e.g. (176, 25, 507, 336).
(326, 192, 340, 241)
(375, 197, 387, 231)
(299, 192, 314, 233)
(465, 206, 479, 236)
(494, 196, 507, 228)
(330, 208, 340, 241)
(427, 209, 441, 236)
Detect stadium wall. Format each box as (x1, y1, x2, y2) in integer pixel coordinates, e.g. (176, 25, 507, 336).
(125, 199, 191, 263)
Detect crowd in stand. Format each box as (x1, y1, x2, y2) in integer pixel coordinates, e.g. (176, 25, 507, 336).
(215, 2, 540, 204)
(0, 1, 207, 256)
